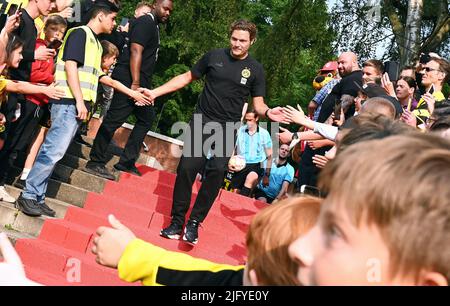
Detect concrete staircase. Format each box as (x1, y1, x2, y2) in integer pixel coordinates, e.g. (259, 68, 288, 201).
(1, 137, 269, 285)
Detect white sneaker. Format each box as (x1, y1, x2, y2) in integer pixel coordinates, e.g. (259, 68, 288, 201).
(0, 186, 15, 203)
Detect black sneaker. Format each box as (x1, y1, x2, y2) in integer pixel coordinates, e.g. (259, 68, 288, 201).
(39, 202, 56, 217)
(14, 179, 26, 189)
(183, 219, 200, 245)
(15, 194, 42, 217)
(84, 164, 115, 180)
(74, 135, 92, 148)
(114, 163, 142, 177)
(160, 221, 183, 240)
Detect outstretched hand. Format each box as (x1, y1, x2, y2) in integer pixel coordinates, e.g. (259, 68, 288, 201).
(282, 104, 309, 126)
(131, 90, 153, 106)
(267, 107, 290, 124)
(0, 232, 41, 286)
(136, 88, 156, 106)
(277, 126, 293, 144)
(92, 215, 136, 268)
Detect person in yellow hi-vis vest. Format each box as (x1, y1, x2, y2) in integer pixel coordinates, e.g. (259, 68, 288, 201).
(15, 1, 120, 217)
(413, 57, 450, 128)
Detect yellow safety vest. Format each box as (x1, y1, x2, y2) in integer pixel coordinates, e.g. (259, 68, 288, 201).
(54, 26, 103, 104)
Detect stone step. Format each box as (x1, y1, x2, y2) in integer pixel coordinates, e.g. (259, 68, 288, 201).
(0, 185, 79, 237)
(0, 201, 50, 237)
(45, 179, 89, 208)
(5, 186, 72, 218)
(1, 228, 35, 245)
(52, 163, 108, 193)
(59, 152, 118, 173)
(7, 171, 91, 208)
(66, 142, 120, 167)
(67, 140, 163, 169)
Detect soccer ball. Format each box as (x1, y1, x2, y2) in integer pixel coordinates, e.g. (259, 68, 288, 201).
(228, 155, 246, 172)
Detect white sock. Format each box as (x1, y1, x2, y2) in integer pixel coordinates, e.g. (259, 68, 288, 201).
(20, 168, 31, 180)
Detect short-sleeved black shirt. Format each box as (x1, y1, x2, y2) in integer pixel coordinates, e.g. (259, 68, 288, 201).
(113, 14, 159, 87)
(191, 48, 266, 123)
(10, 9, 37, 82)
(62, 28, 88, 66)
(317, 70, 363, 122)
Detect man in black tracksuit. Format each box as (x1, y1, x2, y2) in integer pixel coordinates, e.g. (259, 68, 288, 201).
(85, 0, 173, 179)
(143, 20, 286, 245)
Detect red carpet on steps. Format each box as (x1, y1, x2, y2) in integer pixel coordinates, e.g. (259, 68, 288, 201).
(15, 165, 269, 285)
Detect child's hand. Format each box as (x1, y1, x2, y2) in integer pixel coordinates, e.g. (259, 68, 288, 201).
(132, 90, 153, 106)
(43, 83, 65, 99)
(35, 46, 56, 61)
(0, 113, 5, 126)
(92, 215, 136, 268)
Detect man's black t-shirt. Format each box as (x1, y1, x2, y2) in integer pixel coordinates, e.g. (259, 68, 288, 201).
(62, 28, 88, 66)
(191, 48, 266, 123)
(317, 70, 363, 122)
(10, 9, 37, 82)
(113, 14, 159, 87)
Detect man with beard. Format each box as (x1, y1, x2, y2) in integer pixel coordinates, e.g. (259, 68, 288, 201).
(298, 52, 363, 188)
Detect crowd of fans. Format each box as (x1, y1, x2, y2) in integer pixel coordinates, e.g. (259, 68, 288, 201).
(0, 0, 449, 286)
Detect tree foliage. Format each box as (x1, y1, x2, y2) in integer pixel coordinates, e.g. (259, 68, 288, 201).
(330, 0, 450, 65)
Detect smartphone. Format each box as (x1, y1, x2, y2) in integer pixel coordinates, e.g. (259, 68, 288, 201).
(48, 39, 62, 50)
(334, 101, 342, 121)
(299, 185, 321, 197)
(119, 17, 129, 27)
(7, 4, 18, 16)
(428, 84, 435, 95)
(419, 53, 431, 64)
(384, 61, 399, 82)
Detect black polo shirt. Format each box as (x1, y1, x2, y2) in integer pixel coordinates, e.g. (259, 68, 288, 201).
(191, 48, 266, 123)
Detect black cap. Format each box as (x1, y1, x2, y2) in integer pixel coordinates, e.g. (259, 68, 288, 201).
(354, 82, 387, 98)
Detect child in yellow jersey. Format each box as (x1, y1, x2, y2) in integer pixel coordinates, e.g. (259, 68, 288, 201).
(92, 196, 321, 286)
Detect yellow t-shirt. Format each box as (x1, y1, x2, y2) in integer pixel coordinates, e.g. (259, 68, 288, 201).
(413, 90, 446, 125)
(0, 77, 7, 108)
(118, 239, 244, 286)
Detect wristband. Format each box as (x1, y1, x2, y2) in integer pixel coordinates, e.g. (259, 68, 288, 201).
(265, 108, 271, 117)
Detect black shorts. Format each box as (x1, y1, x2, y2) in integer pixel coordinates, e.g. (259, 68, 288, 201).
(253, 187, 275, 204)
(39, 104, 51, 129)
(229, 162, 264, 190)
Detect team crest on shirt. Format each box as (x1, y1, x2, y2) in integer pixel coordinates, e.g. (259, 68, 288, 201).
(241, 68, 251, 85)
(241, 68, 251, 78)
